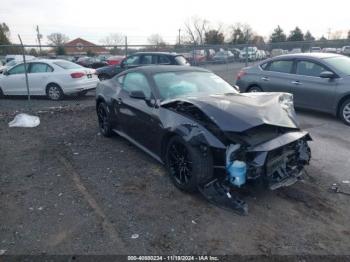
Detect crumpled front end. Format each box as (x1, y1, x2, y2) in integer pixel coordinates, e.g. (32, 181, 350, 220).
(226, 129, 311, 190)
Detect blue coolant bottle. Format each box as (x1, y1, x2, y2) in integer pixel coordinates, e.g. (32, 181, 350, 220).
(227, 160, 247, 187)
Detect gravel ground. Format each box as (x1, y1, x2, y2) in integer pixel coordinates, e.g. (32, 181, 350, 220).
(0, 102, 350, 256)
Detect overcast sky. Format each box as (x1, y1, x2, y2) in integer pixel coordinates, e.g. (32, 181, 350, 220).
(1, 0, 349, 45)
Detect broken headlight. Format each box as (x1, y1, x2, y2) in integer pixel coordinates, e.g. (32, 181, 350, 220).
(279, 93, 295, 114)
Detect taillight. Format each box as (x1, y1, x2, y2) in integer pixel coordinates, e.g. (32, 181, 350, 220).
(236, 70, 246, 81)
(71, 72, 85, 78)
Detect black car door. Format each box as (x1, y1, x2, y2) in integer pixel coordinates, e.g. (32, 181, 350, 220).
(116, 72, 161, 153)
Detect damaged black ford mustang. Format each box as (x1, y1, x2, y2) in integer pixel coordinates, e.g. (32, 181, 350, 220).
(96, 65, 311, 193)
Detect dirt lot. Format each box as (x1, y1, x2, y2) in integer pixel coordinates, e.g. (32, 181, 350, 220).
(1, 99, 350, 257)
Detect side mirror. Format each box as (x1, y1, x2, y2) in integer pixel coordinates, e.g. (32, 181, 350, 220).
(320, 71, 336, 79)
(3, 70, 9, 76)
(129, 90, 146, 99)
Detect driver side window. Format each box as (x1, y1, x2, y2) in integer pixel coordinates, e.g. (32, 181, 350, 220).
(122, 72, 151, 99)
(8, 64, 28, 75)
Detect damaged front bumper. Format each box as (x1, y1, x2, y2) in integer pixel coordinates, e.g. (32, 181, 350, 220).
(227, 131, 312, 190)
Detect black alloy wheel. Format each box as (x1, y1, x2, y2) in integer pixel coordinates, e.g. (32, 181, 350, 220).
(166, 136, 213, 192)
(97, 103, 113, 137)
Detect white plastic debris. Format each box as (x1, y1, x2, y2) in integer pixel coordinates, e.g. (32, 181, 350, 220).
(0, 249, 6, 255)
(131, 234, 139, 239)
(8, 113, 40, 128)
(191, 220, 197, 224)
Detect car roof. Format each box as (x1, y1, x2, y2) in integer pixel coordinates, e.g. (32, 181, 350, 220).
(272, 52, 341, 60)
(133, 52, 181, 56)
(124, 65, 210, 74)
(12, 59, 75, 65)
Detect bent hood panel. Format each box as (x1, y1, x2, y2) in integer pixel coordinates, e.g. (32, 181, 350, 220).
(161, 93, 299, 132)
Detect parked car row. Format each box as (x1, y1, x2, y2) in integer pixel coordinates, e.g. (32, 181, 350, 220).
(0, 52, 190, 99)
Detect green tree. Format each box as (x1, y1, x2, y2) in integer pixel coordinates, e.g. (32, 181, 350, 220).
(86, 49, 95, 57)
(204, 30, 224, 45)
(231, 27, 245, 44)
(252, 35, 265, 45)
(0, 22, 11, 45)
(288, 27, 304, 41)
(304, 30, 315, 41)
(28, 48, 38, 56)
(319, 35, 327, 41)
(56, 45, 66, 55)
(269, 26, 286, 43)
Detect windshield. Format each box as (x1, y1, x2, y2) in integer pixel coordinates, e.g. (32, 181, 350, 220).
(153, 71, 238, 100)
(323, 56, 350, 75)
(5, 60, 18, 67)
(54, 61, 83, 69)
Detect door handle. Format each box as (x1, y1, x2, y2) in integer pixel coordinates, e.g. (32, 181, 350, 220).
(291, 80, 302, 85)
(261, 77, 269, 81)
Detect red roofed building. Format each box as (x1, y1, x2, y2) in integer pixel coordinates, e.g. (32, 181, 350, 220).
(64, 38, 108, 55)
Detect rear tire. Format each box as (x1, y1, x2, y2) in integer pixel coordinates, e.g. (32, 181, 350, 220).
(248, 85, 262, 92)
(46, 84, 64, 100)
(98, 74, 109, 81)
(165, 136, 213, 192)
(0, 88, 4, 98)
(339, 99, 350, 126)
(97, 102, 113, 137)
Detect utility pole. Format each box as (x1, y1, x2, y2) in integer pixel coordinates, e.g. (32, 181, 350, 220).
(327, 28, 331, 40)
(125, 36, 128, 57)
(245, 29, 249, 67)
(178, 29, 181, 45)
(36, 25, 42, 54)
(18, 34, 31, 109)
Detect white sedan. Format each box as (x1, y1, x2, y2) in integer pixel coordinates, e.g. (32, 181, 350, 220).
(0, 59, 99, 100)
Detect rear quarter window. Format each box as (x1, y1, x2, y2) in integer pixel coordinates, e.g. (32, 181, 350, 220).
(260, 62, 269, 70)
(54, 61, 82, 69)
(268, 60, 294, 74)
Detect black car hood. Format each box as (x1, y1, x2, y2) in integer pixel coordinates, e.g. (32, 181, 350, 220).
(161, 92, 299, 132)
(96, 64, 121, 72)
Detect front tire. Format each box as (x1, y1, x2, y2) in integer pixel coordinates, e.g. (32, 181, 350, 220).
(97, 102, 113, 137)
(248, 85, 262, 92)
(78, 90, 88, 97)
(165, 136, 213, 192)
(46, 84, 64, 100)
(0, 88, 4, 98)
(339, 99, 350, 126)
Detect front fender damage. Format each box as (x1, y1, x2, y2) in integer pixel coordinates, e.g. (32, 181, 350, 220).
(161, 99, 312, 215)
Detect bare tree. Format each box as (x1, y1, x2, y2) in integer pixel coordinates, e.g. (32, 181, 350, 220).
(147, 34, 166, 45)
(330, 30, 344, 40)
(184, 16, 209, 45)
(47, 33, 69, 46)
(100, 33, 124, 46)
